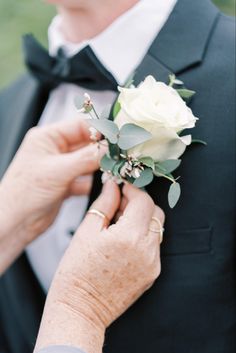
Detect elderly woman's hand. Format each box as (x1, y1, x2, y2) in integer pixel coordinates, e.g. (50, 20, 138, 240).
(35, 181, 164, 353)
(0, 119, 105, 273)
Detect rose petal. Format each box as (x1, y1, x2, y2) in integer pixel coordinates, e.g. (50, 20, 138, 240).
(129, 127, 190, 161)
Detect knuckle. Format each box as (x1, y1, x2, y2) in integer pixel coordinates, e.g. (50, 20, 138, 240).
(25, 127, 40, 141)
(141, 249, 161, 278)
(155, 262, 161, 278)
(149, 263, 161, 282)
(120, 219, 146, 241)
(140, 192, 155, 209)
(117, 233, 133, 248)
(135, 226, 148, 239)
(103, 226, 128, 248)
(118, 232, 137, 251)
(156, 206, 165, 224)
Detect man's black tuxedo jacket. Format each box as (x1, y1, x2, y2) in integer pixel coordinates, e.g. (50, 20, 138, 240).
(0, 1, 235, 352)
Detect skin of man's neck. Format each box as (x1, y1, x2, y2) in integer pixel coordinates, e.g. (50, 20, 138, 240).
(57, 0, 139, 43)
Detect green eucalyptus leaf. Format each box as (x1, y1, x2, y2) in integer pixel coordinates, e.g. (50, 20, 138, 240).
(89, 119, 119, 144)
(168, 182, 181, 208)
(113, 100, 121, 118)
(133, 168, 154, 188)
(139, 157, 155, 170)
(118, 124, 152, 150)
(176, 89, 195, 99)
(100, 154, 117, 172)
(154, 164, 167, 175)
(156, 160, 181, 174)
(74, 95, 84, 110)
(112, 160, 125, 176)
(167, 173, 175, 179)
(191, 139, 207, 146)
(108, 143, 120, 160)
(126, 175, 135, 184)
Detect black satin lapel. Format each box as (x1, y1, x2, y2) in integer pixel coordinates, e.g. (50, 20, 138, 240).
(134, 53, 171, 85)
(0, 74, 49, 178)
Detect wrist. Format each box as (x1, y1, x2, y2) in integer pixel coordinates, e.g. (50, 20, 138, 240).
(0, 183, 34, 246)
(0, 184, 29, 273)
(35, 291, 105, 353)
(0, 183, 21, 231)
(52, 272, 113, 329)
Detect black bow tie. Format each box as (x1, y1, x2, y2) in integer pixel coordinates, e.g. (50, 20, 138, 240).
(22, 34, 118, 91)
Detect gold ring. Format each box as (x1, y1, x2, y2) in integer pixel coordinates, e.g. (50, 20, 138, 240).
(148, 217, 164, 244)
(87, 208, 110, 228)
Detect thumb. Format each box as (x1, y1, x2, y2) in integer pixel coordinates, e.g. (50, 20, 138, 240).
(79, 180, 121, 234)
(58, 141, 107, 181)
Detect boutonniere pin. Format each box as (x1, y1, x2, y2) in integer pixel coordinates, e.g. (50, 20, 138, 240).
(75, 74, 206, 208)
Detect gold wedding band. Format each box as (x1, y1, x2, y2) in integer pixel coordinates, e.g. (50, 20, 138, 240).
(87, 208, 110, 228)
(148, 217, 164, 244)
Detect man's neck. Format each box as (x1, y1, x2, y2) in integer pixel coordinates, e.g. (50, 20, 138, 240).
(58, 0, 139, 43)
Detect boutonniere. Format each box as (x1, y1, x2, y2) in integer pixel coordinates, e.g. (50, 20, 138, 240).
(75, 75, 206, 208)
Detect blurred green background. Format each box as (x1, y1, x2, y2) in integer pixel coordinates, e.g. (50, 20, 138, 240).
(0, 0, 235, 89)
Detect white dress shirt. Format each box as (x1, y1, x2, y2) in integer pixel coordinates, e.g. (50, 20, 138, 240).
(26, 0, 177, 293)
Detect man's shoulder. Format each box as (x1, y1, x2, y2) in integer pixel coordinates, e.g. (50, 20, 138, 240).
(211, 12, 235, 52)
(216, 12, 235, 39)
(203, 12, 235, 85)
(0, 73, 38, 120)
(218, 12, 235, 26)
(0, 73, 37, 104)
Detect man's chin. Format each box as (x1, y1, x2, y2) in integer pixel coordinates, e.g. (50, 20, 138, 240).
(43, 0, 85, 8)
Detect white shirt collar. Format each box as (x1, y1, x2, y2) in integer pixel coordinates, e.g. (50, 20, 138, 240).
(48, 0, 177, 85)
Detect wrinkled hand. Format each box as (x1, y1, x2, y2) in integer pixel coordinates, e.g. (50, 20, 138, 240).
(35, 181, 165, 353)
(0, 119, 105, 245)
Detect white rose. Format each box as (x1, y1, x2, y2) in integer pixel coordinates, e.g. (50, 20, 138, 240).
(115, 75, 198, 161)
